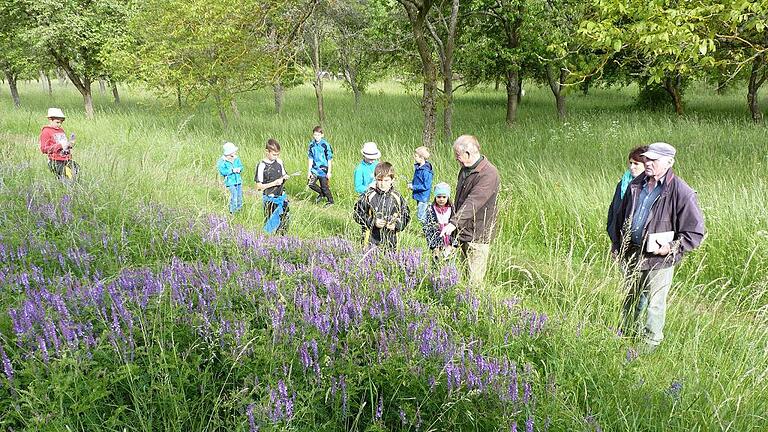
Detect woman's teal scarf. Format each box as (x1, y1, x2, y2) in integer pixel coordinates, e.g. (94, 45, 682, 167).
(619, 169, 633, 199)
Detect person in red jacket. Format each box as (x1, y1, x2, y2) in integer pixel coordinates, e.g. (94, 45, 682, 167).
(39, 108, 78, 180)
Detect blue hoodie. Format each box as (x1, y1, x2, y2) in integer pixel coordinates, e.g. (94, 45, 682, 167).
(308, 138, 333, 177)
(217, 156, 243, 187)
(411, 161, 434, 202)
(354, 159, 379, 194)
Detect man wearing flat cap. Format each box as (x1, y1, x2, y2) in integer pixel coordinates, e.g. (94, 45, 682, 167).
(611, 142, 705, 353)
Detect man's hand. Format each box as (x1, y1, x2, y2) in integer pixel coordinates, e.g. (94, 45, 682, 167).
(653, 242, 671, 256)
(440, 223, 456, 238)
(375, 218, 386, 228)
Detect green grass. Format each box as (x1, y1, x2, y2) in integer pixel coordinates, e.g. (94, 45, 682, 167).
(1, 79, 767, 430)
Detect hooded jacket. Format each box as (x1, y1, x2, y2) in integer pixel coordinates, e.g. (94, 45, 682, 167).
(39, 125, 71, 161)
(308, 138, 333, 177)
(411, 161, 434, 202)
(217, 156, 243, 187)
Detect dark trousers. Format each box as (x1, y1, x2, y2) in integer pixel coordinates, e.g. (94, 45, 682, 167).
(308, 174, 333, 203)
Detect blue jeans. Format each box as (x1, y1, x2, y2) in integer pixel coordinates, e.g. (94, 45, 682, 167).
(228, 184, 243, 214)
(416, 201, 429, 223)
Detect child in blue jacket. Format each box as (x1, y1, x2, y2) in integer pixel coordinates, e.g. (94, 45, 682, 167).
(353, 141, 381, 194)
(408, 146, 434, 222)
(217, 142, 244, 214)
(306, 125, 334, 206)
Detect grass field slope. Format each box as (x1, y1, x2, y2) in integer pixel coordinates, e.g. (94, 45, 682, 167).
(0, 81, 766, 431)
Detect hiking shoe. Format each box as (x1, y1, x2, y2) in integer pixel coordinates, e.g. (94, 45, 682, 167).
(324, 202, 334, 208)
(314, 196, 324, 204)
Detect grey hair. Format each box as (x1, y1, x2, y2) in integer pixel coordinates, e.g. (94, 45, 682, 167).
(453, 134, 480, 155)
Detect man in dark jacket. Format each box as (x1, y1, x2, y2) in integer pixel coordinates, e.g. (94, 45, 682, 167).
(612, 142, 705, 353)
(440, 135, 500, 286)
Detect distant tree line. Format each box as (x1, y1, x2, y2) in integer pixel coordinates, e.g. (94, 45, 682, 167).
(1, 0, 766, 143)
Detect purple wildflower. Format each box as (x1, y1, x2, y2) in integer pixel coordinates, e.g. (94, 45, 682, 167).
(247, 403, 258, 432)
(525, 416, 534, 432)
(375, 396, 383, 420)
(0, 344, 13, 381)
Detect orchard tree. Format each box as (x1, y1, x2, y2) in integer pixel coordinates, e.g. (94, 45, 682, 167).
(527, 0, 597, 120)
(716, 0, 768, 122)
(580, 0, 719, 115)
(426, 0, 462, 142)
(326, 0, 391, 108)
(129, 0, 318, 125)
(11, 0, 133, 119)
(465, 0, 527, 126)
(0, 1, 38, 108)
(396, 0, 439, 146)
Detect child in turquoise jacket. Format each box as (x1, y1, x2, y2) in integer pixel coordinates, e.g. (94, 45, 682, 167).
(217, 142, 244, 214)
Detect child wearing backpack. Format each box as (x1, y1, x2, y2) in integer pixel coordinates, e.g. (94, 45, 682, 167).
(422, 182, 457, 261)
(39, 108, 78, 180)
(217, 142, 244, 214)
(255, 139, 291, 234)
(306, 125, 334, 206)
(353, 162, 410, 250)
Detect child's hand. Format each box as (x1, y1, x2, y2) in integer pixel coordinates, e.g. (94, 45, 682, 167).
(375, 218, 386, 228)
(233, 168, 241, 173)
(386, 220, 397, 231)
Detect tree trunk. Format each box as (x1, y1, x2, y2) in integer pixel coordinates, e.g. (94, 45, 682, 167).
(176, 84, 183, 108)
(213, 94, 229, 128)
(747, 54, 767, 124)
(663, 74, 684, 116)
(494, 77, 500, 91)
(111, 82, 121, 104)
(273, 82, 284, 114)
(505, 70, 520, 126)
(230, 98, 241, 120)
(56, 68, 67, 86)
(309, 31, 325, 124)
(431, 0, 459, 145)
(443, 76, 453, 143)
(99, 79, 106, 94)
(344, 67, 362, 109)
(546, 65, 567, 120)
(50, 50, 96, 119)
(83, 83, 94, 119)
(44, 71, 52, 96)
(5, 71, 20, 108)
(581, 76, 591, 96)
(39, 70, 47, 92)
(399, 0, 438, 146)
(517, 77, 523, 105)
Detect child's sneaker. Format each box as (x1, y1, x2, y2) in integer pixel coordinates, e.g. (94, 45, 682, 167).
(324, 201, 334, 208)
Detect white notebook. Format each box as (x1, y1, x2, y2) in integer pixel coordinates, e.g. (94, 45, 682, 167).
(646, 231, 674, 253)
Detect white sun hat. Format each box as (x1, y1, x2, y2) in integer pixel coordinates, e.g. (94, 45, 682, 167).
(361, 141, 381, 159)
(47, 107, 65, 119)
(222, 142, 238, 156)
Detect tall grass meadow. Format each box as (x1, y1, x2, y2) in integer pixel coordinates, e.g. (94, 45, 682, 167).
(0, 80, 766, 430)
